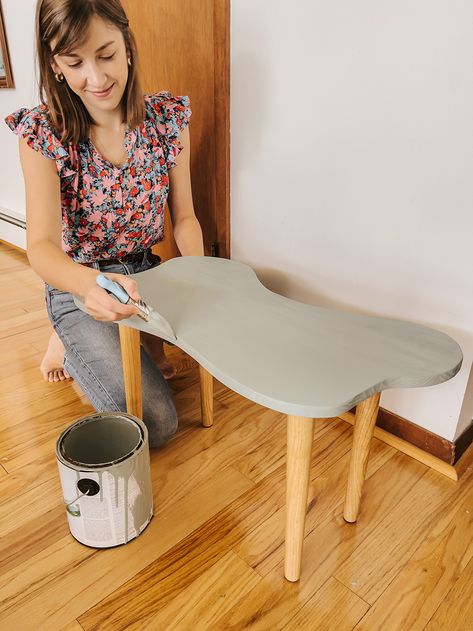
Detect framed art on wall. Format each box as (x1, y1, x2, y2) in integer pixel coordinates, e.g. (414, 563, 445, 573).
(0, 1, 14, 88)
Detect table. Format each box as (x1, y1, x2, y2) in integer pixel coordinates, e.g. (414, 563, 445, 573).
(73, 256, 463, 581)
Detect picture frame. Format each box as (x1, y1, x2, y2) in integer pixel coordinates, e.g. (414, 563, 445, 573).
(0, 1, 14, 88)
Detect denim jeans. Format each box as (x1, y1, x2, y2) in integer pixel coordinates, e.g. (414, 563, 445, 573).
(45, 249, 178, 448)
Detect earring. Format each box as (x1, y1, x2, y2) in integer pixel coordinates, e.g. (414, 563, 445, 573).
(54, 72, 64, 83)
(127, 58, 131, 66)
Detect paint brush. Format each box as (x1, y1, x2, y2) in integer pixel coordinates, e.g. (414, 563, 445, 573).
(96, 274, 177, 341)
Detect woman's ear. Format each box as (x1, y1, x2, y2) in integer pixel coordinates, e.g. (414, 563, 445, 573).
(50, 54, 61, 75)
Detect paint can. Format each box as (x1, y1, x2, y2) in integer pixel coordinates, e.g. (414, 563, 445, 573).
(56, 412, 153, 548)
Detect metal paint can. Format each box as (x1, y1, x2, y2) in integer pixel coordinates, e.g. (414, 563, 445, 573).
(56, 412, 153, 548)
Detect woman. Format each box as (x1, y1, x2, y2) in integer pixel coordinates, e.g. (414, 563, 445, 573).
(5, 0, 204, 447)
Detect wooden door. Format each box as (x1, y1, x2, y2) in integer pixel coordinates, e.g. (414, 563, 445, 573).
(122, 0, 230, 260)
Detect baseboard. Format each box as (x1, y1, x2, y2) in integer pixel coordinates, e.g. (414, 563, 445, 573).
(339, 407, 473, 481)
(0, 207, 26, 250)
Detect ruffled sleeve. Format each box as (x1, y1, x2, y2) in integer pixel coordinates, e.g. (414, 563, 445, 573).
(144, 91, 192, 169)
(4, 105, 75, 179)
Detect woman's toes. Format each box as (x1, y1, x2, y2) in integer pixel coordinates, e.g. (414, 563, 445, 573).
(42, 367, 72, 382)
(158, 361, 177, 380)
(40, 331, 72, 383)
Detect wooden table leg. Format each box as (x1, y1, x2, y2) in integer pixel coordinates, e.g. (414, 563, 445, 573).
(285, 415, 315, 582)
(344, 392, 381, 523)
(118, 325, 142, 419)
(199, 365, 214, 427)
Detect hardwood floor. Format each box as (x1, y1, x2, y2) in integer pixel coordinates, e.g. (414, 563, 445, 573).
(0, 240, 472, 631)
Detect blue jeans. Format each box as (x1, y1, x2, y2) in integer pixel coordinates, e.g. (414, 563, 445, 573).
(45, 249, 178, 448)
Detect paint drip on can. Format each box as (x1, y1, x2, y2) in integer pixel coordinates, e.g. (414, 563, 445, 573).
(56, 412, 153, 548)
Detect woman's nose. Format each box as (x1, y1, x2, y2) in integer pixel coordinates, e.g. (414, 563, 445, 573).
(85, 63, 108, 88)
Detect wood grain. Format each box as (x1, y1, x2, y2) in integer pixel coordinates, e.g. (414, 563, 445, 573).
(344, 392, 381, 522)
(199, 363, 214, 427)
(351, 466, 473, 629)
(0, 467, 252, 629)
(126, 551, 261, 630)
(282, 576, 369, 631)
(118, 325, 142, 418)
(424, 555, 473, 631)
(285, 416, 314, 581)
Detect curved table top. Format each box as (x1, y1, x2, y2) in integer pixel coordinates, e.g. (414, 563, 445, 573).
(74, 256, 463, 418)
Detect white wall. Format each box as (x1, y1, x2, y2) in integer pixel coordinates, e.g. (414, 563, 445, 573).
(0, 0, 37, 249)
(231, 0, 473, 441)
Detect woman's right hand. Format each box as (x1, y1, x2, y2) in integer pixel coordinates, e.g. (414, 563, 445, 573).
(83, 272, 143, 322)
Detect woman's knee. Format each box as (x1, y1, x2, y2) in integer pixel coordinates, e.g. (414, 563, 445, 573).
(144, 400, 178, 448)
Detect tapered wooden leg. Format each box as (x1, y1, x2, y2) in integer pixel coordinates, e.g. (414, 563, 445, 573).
(118, 325, 142, 419)
(344, 392, 381, 523)
(199, 364, 213, 427)
(285, 415, 315, 582)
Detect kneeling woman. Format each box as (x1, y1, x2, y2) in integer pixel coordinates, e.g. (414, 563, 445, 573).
(5, 0, 203, 447)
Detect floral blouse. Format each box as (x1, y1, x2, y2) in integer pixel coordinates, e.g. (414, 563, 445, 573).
(4, 92, 191, 262)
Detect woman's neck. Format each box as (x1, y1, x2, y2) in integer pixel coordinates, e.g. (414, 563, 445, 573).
(88, 103, 126, 133)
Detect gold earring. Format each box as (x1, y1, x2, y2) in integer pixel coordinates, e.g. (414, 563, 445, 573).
(127, 58, 131, 66)
(55, 72, 64, 83)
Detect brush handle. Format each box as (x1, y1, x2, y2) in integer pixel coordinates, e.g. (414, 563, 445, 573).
(96, 274, 130, 304)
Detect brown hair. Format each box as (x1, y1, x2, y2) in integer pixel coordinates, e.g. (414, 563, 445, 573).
(35, 0, 145, 144)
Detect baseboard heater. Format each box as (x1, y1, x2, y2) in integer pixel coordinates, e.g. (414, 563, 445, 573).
(0, 207, 27, 251)
(0, 208, 26, 230)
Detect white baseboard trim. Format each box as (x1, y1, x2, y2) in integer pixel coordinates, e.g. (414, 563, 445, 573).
(0, 207, 26, 251)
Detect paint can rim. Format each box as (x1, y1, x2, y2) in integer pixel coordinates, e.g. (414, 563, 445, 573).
(56, 412, 147, 469)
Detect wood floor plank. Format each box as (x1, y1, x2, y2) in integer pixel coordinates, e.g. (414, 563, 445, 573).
(0, 306, 29, 320)
(211, 561, 302, 630)
(282, 576, 370, 631)
(0, 469, 66, 538)
(0, 466, 253, 630)
(0, 309, 49, 339)
(0, 385, 259, 577)
(59, 622, 86, 631)
(333, 464, 472, 604)
(148, 384, 263, 472)
(231, 414, 350, 485)
(350, 465, 473, 630)
(150, 407, 301, 514)
(424, 554, 473, 631)
(235, 434, 396, 577)
(0, 534, 94, 616)
(74, 432, 392, 631)
(125, 551, 261, 631)
(0, 323, 52, 354)
(152, 411, 280, 509)
(77, 465, 283, 630)
(0, 451, 59, 507)
(0, 343, 42, 370)
(0, 505, 70, 577)
(0, 349, 44, 381)
(0, 399, 94, 470)
(0, 368, 83, 431)
(211, 453, 430, 630)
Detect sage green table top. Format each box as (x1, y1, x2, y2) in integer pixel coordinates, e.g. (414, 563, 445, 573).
(73, 256, 463, 418)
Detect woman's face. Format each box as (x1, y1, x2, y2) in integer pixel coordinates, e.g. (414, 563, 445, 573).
(50, 15, 129, 121)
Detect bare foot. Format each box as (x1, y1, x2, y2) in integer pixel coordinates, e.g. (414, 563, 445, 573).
(40, 331, 72, 383)
(141, 333, 177, 380)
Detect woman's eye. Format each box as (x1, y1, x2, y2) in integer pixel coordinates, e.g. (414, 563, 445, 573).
(68, 62, 81, 68)
(100, 55, 115, 61)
